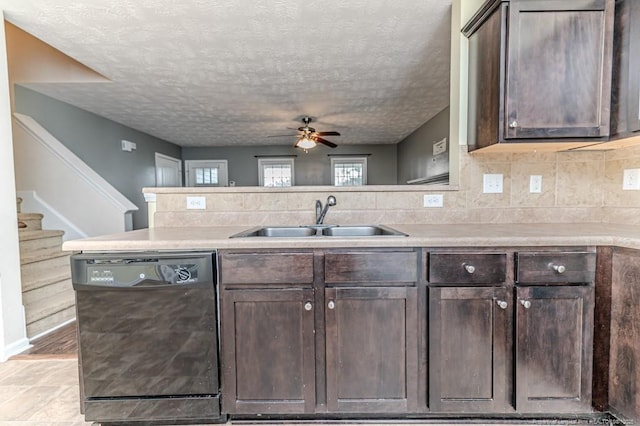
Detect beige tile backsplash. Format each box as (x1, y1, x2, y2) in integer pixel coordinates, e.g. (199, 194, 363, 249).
(153, 144, 640, 228)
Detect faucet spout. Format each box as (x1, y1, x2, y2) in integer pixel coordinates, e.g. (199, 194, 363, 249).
(316, 195, 337, 225)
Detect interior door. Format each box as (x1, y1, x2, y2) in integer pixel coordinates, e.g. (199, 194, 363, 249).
(155, 153, 182, 187)
(185, 160, 229, 187)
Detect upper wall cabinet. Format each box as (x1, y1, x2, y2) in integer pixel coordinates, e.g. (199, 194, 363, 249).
(611, 0, 640, 135)
(464, 0, 615, 151)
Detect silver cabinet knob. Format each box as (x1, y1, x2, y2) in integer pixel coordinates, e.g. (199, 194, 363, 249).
(328, 300, 335, 310)
(304, 302, 312, 311)
(463, 264, 476, 274)
(496, 300, 508, 310)
(520, 299, 532, 309)
(552, 264, 566, 274)
(509, 120, 518, 128)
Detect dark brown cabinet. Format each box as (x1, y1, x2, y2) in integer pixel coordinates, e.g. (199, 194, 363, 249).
(219, 251, 316, 414)
(325, 286, 418, 413)
(220, 288, 316, 414)
(612, 0, 640, 135)
(323, 249, 419, 413)
(607, 247, 640, 421)
(429, 286, 512, 413)
(464, 0, 615, 151)
(515, 285, 594, 413)
(427, 251, 511, 413)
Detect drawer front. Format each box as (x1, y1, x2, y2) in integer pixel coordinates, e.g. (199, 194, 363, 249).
(516, 252, 596, 284)
(429, 253, 507, 284)
(220, 251, 314, 284)
(325, 251, 417, 283)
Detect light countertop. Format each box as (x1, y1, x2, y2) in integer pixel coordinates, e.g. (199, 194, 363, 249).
(62, 223, 640, 252)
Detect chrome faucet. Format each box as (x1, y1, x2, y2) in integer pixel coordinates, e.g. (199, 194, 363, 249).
(315, 195, 337, 225)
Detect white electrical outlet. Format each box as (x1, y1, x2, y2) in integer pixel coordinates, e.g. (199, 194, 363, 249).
(424, 194, 444, 207)
(529, 175, 542, 193)
(483, 174, 503, 193)
(623, 168, 640, 190)
(186, 196, 206, 209)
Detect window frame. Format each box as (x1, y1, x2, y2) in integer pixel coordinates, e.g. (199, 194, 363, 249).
(330, 156, 368, 186)
(258, 157, 295, 187)
(185, 159, 229, 187)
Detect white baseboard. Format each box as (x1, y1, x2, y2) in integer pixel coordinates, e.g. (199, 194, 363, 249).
(1, 337, 32, 362)
(29, 317, 76, 341)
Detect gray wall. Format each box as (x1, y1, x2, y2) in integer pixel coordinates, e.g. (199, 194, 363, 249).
(14, 85, 182, 229)
(183, 144, 398, 186)
(397, 107, 450, 184)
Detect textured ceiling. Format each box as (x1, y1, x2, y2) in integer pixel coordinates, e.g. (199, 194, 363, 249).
(2, 0, 452, 147)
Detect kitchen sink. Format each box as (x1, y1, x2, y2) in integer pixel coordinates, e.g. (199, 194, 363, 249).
(230, 225, 406, 238)
(230, 226, 318, 238)
(321, 225, 406, 237)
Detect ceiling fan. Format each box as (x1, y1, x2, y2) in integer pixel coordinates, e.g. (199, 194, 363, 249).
(269, 116, 340, 149)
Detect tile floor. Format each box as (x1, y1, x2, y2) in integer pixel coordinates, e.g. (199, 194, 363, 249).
(0, 357, 90, 425)
(0, 356, 621, 426)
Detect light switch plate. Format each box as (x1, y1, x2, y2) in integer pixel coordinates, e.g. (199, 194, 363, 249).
(483, 174, 503, 193)
(186, 196, 206, 209)
(424, 194, 444, 207)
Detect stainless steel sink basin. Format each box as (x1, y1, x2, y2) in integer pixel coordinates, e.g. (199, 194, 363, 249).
(230, 225, 406, 238)
(321, 225, 407, 237)
(230, 226, 317, 238)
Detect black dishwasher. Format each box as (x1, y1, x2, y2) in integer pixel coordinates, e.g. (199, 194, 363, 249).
(71, 251, 223, 424)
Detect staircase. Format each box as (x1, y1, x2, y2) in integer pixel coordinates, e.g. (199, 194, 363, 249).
(17, 197, 75, 338)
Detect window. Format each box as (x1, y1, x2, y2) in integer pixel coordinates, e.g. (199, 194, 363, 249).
(258, 158, 295, 187)
(331, 157, 367, 186)
(185, 160, 228, 186)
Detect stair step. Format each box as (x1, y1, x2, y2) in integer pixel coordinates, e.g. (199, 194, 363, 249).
(19, 229, 65, 242)
(20, 248, 69, 266)
(19, 235, 65, 260)
(22, 277, 73, 307)
(17, 213, 43, 231)
(21, 255, 72, 293)
(26, 305, 76, 339)
(25, 286, 75, 325)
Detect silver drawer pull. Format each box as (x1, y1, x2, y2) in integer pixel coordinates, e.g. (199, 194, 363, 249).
(509, 120, 518, 128)
(463, 263, 476, 274)
(496, 300, 508, 310)
(520, 299, 531, 309)
(551, 264, 566, 274)
(328, 300, 335, 310)
(304, 302, 313, 311)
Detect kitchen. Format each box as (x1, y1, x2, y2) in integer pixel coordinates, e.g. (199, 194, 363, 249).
(2, 0, 640, 424)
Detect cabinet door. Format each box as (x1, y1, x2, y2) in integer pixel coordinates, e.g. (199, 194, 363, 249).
(325, 286, 418, 413)
(429, 287, 512, 413)
(505, 0, 613, 139)
(220, 288, 316, 414)
(628, 0, 640, 132)
(515, 286, 594, 413)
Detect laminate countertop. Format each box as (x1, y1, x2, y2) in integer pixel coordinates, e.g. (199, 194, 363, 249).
(62, 223, 640, 252)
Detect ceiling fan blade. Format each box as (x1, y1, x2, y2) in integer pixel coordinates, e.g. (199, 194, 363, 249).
(314, 136, 338, 148)
(315, 131, 340, 136)
(267, 134, 298, 137)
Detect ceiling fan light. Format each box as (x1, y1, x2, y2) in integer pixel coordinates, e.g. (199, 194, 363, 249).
(296, 136, 316, 149)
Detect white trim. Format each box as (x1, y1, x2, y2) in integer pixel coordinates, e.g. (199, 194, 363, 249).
(185, 159, 228, 187)
(28, 317, 76, 342)
(13, 113, 138, 214)
(155, 152, 183, 187)
(2, 337, 31, 362)
(330, 156, 367, 186)
(17, 190, 88, 240)
(258, 157, 295, 187)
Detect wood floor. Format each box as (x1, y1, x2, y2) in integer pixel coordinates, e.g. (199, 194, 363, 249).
(11, 321, 78, 360)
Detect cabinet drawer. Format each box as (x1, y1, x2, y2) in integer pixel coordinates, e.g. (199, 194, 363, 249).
(220, 252, 314, 284)
(516, 252, 596, 284)
(428, 253, 507, 284)
(325, 251, 417, 283)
